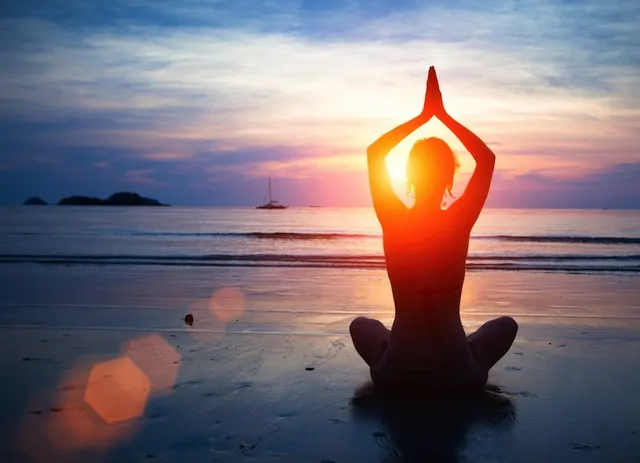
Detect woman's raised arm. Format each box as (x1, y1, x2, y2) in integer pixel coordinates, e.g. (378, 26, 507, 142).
(426, 67, 495, 228)
(441, 110, 496, 229)
(367, 67, 440, 226)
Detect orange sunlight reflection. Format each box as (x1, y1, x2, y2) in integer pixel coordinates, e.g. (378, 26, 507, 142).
(84, 357, 151, 424)
(125, 334, 181, 394)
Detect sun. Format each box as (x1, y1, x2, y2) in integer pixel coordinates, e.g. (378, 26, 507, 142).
(385, 153, 408, 187)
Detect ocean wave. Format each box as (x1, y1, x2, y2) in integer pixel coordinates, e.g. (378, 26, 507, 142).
(1, 253, 638, 273)
(132, 231, 372, 240)
(476, 235, 640, 244)
(7, 230, 640, 244)
(2, 253, 639, 261)
(7, 231, 371, 239)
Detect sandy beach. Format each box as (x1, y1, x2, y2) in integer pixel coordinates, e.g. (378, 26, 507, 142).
(0, 264, 638, 462)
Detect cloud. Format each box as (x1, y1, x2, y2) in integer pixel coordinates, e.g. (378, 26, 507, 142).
(487, 162, 640, 208)
(124, 169, 158, 185)
(0, 0, 638, 205)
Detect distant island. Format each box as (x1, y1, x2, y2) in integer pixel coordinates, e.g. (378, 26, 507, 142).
(57, 192, 169, 206)
(24, 197, 48, 205)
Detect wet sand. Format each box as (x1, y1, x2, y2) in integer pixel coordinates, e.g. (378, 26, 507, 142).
(1, 264, 639, 462)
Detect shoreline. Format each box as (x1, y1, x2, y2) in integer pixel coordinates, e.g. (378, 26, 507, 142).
(1, 262, 638, 275)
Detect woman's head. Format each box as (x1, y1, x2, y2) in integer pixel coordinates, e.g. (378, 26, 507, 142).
(406, 137, 459, 204)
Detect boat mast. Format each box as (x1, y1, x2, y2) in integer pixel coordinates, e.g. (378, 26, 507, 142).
(268, 177, 272, 203)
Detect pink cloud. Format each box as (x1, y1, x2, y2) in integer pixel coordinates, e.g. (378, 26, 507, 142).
(141, 152, 189, 161)
(124, 169, 165, 186)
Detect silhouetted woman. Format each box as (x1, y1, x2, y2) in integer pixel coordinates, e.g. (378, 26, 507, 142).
(350, 67, 518, 393)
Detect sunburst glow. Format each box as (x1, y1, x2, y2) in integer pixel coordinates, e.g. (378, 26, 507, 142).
(386, 153, 409, 188)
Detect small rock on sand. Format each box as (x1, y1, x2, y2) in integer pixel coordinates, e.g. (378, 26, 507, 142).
(572, 443, 600, 451)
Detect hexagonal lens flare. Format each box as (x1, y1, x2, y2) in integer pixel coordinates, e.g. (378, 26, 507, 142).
(84, 356, 151, 424)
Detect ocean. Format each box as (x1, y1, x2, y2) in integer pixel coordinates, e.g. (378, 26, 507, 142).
(1, 207, 638, 273)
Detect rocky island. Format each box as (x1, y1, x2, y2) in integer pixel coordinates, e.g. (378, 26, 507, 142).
(57, 192, 168, 206)
(23, 197, 48, 205)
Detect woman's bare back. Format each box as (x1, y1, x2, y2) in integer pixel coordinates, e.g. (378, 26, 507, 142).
(370, 210, 483, 391)
(383, 209, 468, 294)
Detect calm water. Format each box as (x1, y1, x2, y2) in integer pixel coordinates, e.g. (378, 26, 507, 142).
(1, 207, 639, 273)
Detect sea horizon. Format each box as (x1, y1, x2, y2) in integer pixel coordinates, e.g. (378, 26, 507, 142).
(4, 205, 640, 210)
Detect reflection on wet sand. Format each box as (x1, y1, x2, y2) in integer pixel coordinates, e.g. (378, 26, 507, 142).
(351, 382, 516, 462)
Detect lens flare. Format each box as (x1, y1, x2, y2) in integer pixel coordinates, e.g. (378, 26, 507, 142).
(185, 286, 247, 344)
(209, 287, 246, 324)
(125, 334, 181, 394)
(20, 364, 137, 460)
(84, 356, 150, 424)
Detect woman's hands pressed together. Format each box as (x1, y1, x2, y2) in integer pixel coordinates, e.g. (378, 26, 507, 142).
(420, 66, 446, 122)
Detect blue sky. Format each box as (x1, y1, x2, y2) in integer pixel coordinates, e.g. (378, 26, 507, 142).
(0, 0, 638, 207)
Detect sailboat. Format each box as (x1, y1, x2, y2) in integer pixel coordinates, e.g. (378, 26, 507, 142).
(256, 177, 288, 210)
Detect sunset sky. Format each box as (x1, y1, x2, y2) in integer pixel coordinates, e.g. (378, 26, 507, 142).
(1, 0, 638, 207)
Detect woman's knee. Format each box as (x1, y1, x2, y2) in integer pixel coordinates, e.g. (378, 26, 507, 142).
(349, 317, 388, 348)
(349, 316, 369, 337)
(495, 316, 518, 345)
(499, 316, 518, 336)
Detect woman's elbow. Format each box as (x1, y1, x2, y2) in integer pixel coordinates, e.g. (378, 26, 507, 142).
(483, 152, 496, 167)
